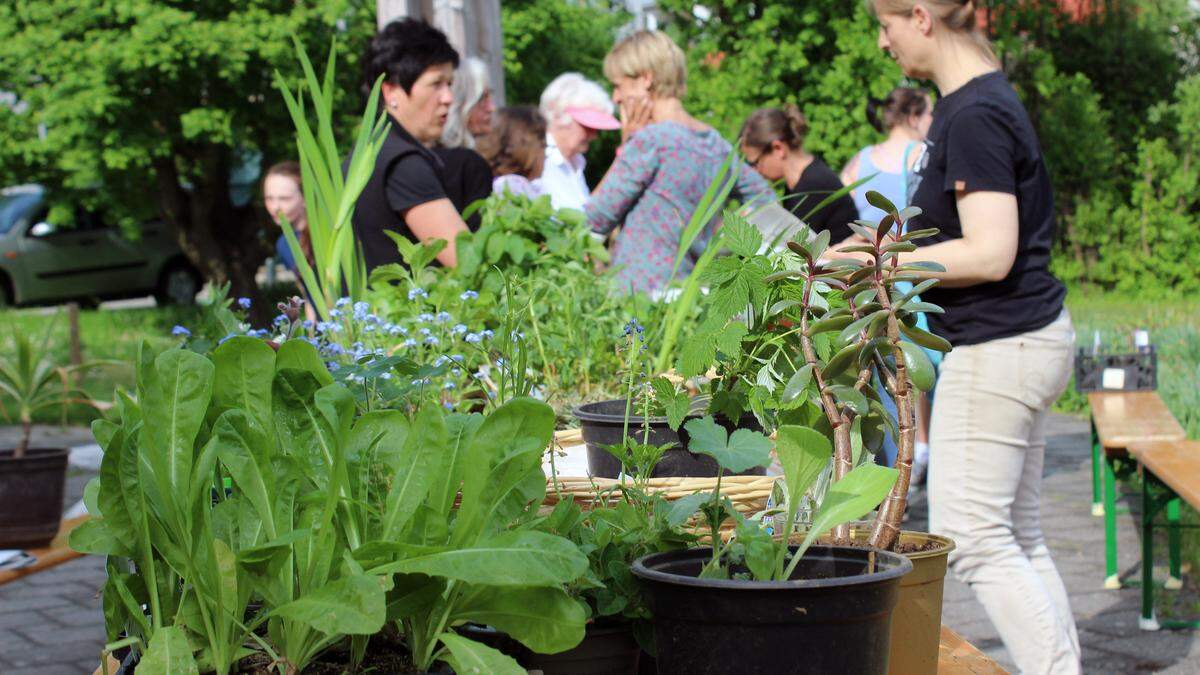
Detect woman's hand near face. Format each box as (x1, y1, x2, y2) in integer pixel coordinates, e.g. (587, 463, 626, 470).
(619, 95, 653, 144)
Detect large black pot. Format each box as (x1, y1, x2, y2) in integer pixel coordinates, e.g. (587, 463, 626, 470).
(460, 621, 640, 675)
(0, 447, 68, 549)
(574, 399, 766, 479)
(631, 546, 912, 675)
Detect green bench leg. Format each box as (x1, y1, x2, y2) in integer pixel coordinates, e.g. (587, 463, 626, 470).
(1166, 497, 1183, 590)
(1104, 455, 1121, 589)
(1091, 420, 1104, 516)
(1140, 476, 1160, 630)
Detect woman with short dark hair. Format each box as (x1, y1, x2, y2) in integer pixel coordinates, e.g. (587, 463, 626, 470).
(353, 18, 469, 270)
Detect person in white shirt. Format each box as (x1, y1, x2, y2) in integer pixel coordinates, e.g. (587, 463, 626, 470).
(537, 73, 621, 211)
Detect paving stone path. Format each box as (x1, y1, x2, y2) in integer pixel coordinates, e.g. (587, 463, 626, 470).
(2, 417, 1198, 674)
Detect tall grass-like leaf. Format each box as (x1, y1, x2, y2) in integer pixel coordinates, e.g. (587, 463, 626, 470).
(271, 573, 387, 635)
(379, 405, 438, 540)
(138, 626, 198, 675)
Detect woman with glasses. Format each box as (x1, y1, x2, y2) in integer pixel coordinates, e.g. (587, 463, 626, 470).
(739, 105, 859, 244)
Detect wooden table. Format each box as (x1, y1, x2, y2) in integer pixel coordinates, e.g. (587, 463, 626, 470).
(1086, 391, 1185, 588)
(1127, 439, 1200, 631)
(0, 515, 89, 587)
(938, 625, 1008, 673)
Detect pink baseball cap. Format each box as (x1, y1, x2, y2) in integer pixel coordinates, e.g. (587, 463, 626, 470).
(566, 106, 621, 131)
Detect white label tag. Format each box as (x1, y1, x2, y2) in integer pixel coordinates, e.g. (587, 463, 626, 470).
(1102, 368, 1126, 390)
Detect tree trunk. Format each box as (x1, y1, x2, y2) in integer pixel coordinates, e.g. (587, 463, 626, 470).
(152, 148, 270, 321)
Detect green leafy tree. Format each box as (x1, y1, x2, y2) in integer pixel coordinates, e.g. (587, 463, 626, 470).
(657, 0, 902, 168)
(0, 1, 374, 303)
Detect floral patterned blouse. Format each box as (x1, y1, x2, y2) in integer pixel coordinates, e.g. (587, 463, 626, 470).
(586, 121, 774, 293)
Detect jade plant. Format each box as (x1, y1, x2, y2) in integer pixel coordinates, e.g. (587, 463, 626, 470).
(677, 191, 948, 551)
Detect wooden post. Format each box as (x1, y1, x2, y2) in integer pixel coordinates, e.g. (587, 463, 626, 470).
(67, 302, 82, 371)
(375, 0, 506, 105)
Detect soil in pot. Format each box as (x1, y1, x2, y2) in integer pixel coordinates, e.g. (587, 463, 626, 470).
(575, 399, 766, 479)
(632, 545, 911, 675)
(460, 621, 641, 675)
(0, 447, 69, 549)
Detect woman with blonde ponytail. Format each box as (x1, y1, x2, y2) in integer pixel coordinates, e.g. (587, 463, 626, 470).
(739, 104, 859, 243)
(853, 1, 1081, 672)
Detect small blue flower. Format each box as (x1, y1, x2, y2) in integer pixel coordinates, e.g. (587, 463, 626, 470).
(363, 324, 377, 333)
(411, 377, 431, 386)
(388, 325, 406, 336)
(402, 338, 417, 348)
(247, 329, 269, 339)
(379, 371, 393, 380)
(424, 336, 440, 346)
(236, 297, 251, 309)
(302, 319, 314, 329)
(273, 314, 289, 326)
(335, 297, 351, 308)
(464, 333, 482, 344)
(460, 290, 479, 301)
(330, 308, 343, 319)
(435, 311, 452, 323)
(408, 287, 428, 300)
(434, 355, 450, 367)
(171, 325, 191, 337)
(450, 354, 464, 363)
(511, 331, 525, 343)
(419, 327, 432, 336)
(443, 401, 455, 410)
(443, 381, 456, 390)
(417, 313, 435, 323)
(353, 301, 370, 321)
(623, 319, 645, 336)
(452, 323, 468, 335)
(480, 329, 495, 340)
(452, 368, 463, 376)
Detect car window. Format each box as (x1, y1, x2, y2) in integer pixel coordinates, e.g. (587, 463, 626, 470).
(0, 192, 42, 236)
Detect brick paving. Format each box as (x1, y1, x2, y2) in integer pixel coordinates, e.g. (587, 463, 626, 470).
(2, 417, 1198, 673)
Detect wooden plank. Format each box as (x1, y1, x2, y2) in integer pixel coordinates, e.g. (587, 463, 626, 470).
(1129, 440, 1200, 509)
(1087, 391, 1185, 449)
(0, 515, 89, 587)
(938, 625, 1009, 674)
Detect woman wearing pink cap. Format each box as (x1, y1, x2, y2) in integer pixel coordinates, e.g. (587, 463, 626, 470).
(538, 73, 622, 211)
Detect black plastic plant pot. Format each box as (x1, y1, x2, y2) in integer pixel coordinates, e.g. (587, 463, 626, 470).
(0, 447, 68, 549)
(460, 622, 640, 675)
(631, 546, 912, 675)
(574, 399, 766, 479)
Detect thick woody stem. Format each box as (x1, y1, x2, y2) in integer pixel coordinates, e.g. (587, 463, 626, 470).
(868, 243, 916, 552)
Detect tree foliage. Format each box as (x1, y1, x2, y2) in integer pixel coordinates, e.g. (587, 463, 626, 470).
(0, 0, 375, 300)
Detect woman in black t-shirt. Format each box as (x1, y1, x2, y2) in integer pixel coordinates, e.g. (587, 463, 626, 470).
(856, 2, 1081, 673)
(739, 105, 859, 244)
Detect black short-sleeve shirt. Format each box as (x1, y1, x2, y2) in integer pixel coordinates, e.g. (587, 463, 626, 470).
(435, 146, 493, 231)
(909, 71, 1065, 347)
(784, 158, 859, 245)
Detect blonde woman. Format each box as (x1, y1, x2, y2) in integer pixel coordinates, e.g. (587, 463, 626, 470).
(864, 1, 1079, 672)
(588, 31, 773, 293)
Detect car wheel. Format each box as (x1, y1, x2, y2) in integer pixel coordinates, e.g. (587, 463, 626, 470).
(155, 262, 200, 306)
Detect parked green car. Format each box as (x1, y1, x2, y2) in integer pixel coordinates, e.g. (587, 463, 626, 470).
(0, 185, 201, 307)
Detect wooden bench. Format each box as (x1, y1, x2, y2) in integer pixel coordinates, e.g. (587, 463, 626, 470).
(0, 515, 89, 587)
(1086, 391, 1185, 589)
(1127, 439, 1200, 631)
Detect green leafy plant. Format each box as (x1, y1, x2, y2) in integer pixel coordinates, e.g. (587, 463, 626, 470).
(0, 319, 102, 457)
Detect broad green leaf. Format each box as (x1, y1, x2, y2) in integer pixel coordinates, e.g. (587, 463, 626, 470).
(271, 573, 386, 635)
(275, 339, 334, 386)
(683, 416, 771, 473)
(775, 426, 832, 512)
(798, 463, 899, 556)
(807, 314, 853, 335)
(666, 491, 712, 527)
(898, 342, 937, 392)
(715, 321, 749, 357)
(723, 213, 762, 257)
(899, 322, 953, 353)
(428, 413, 483, 519)
(69, 517, 134, 557)
(139, 626, 198, 675)
(347, 409, 410, 470)
(211, 337, 275, 431)
(438, 633, 525, 675)
(381, 405, 438, 539)
(781, 364, 815, 404)
(822, 342, 861, 380)
(678, 331, 718, 378)
(865, 190, 898, 215)
(213, 410, 276, 538)
(385, 573, 445, 621)
(828, 384, 869, 416)
(373, 531, 586, 586)
(650, 377, 690, 432)
(452, 586, 586, 654)
(143, 349, 213, 529)
(455, 398, 555, 545)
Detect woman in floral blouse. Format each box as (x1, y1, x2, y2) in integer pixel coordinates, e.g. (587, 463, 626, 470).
(587, 30, 774, 294)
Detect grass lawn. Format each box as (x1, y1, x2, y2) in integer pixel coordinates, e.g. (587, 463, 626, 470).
(0, 304, 200, 425)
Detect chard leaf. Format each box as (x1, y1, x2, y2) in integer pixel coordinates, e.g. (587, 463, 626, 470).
(372, 531, 586, 586)
(138, 626, 198, 675)
(775, 426, 832, 515)
(438, 633, 525, 675)
(451, 586, 586, 654)
(275, 338, 333, 386)
(797, 463, 899, 558)
(271, 573, 386, 635)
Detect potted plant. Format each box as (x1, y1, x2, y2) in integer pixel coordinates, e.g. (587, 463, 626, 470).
(631, 195, 954, 674)
(0, 322, 99, 548)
